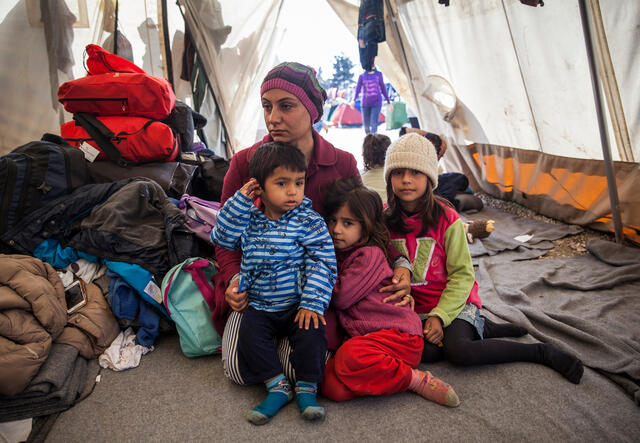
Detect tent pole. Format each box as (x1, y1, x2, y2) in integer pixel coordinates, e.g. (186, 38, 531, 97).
(383, 0, 423, 120)
(160, 0, 174, 88)
(113, 0, 118, 55)
(578, 0, 623, 243)
(176, 1, 232, 157)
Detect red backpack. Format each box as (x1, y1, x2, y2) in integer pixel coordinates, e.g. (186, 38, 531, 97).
(57, 44, 176, 119)
(57, 72, 176, 120)
(58, 45, 179, 166)
(61, 115, 178, 164)
(84, 44, 145, 75)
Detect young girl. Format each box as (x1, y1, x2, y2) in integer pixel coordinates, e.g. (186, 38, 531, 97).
(361, 133, 391, 202)
(382, 133, 584, 383)
(320, 177, 460, 407)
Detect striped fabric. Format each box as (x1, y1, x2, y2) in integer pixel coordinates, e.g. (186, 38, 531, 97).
(211, 191, 336, 314)
(221, 310, 335, 385)
(260, 62, 327, 123)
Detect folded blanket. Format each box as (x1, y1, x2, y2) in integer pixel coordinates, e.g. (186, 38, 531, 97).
(477, 239, 640, 405)
(0, 345, 89, 422)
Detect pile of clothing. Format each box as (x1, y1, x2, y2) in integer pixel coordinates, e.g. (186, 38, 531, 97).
(0, 45, 226, 423)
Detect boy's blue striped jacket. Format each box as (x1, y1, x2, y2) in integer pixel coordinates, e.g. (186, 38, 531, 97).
(210, 191, 337, 315)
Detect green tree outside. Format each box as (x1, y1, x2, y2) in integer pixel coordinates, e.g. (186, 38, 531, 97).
(329, 54, 355, 89)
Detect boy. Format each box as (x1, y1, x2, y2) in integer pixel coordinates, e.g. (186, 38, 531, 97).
(211, 142, 337, 425)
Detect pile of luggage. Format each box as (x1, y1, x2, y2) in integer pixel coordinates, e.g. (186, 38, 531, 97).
(0, 45, 226, 421)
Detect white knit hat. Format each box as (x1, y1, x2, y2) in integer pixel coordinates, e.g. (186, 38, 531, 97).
(384, 132, 439, 189)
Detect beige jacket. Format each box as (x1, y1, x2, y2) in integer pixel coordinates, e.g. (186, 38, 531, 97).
(0, 254, 120, 396)
(361, 167, 387, 203)
(0, 254, 67, 396)
(56, 279, 120, 359)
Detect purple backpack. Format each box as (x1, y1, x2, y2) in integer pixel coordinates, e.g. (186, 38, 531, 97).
(178, 194, 221, 242)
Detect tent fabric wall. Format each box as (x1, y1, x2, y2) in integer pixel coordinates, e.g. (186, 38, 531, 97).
(178, 0, 284, 153)
(0, 0, 225, 156)
(446, 143, 640, 243)
(329, 0, 639, 240)
(334, 0, 640, 161)
(0, 1, 67, 152)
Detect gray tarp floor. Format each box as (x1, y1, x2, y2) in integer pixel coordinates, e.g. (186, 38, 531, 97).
(45, 208, 640, 442)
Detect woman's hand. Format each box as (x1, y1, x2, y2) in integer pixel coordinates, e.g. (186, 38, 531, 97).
(295, 308, 326, 330)
(423, 316, 444, 345)
(238, 178, 261, 200)
(380, 266, 411, 304)
(395, 294, 415, 310)
(225, 279, 248, 312)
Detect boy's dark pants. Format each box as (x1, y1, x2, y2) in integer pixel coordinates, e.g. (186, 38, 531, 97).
(237, 306, 327, 385)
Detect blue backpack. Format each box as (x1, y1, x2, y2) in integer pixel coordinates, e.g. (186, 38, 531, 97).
(161, 257, 221, 357)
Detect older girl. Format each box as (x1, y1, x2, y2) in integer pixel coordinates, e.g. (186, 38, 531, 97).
(382, 133, 584, 384)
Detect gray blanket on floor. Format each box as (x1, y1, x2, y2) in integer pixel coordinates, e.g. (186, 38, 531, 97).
(477, 239, 640, 405)
(0, 344, 90, 422)
(462, 207, 583, 264)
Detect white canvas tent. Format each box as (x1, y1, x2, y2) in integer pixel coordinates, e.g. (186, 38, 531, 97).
(326, 0, 640, 243)
(0, 0, 229, 157)
(1, 2, 640, 439)
(0, 0, 639, 242)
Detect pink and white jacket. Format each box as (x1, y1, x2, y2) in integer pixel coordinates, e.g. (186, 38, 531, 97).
(387, 205, 481, 327)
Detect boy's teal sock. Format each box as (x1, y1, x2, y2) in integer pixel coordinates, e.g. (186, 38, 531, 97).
(295, 381, 325, 422)
(246, 374, 293, 425)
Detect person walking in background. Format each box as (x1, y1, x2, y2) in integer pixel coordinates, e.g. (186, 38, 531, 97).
(361, 133, 391, 202)
(352, 59, 391, 134)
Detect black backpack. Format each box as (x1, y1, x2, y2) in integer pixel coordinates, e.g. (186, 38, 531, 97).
(161, 101, 207, 153)
(0, 134, 90, 237)
(180, 150, 229, 202)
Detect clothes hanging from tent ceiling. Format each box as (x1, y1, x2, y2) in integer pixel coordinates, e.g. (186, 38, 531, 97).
(181, 28, 196, 82)
(41, 0, 76, 110)
(102, 31, 134, 63)
(198, 0, 232, 50)
(41, 0, 76, 73)
(358, 0, 385, 70)
(179, 0, 232, 57)
(180, 28, 208, 115)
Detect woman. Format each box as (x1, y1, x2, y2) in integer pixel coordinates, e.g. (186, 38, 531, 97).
(353, 60, 391, 134)
(214, 62, 412, 385)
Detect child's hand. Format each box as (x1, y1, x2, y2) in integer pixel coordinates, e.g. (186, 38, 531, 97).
(225, 279, 248, 312)
(423, 316, 444, 345)
(295, 308, 326, 330)
(239, 178, 261, 200)
(380, 267, 411, 303)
